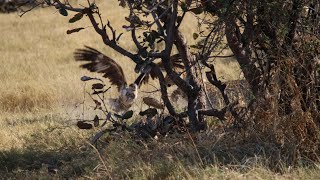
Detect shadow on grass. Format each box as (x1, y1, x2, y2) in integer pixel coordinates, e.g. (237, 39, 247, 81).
(0, 118, 318, 179)
(0, 146, 98, 178)
(0, 114, 101, 178)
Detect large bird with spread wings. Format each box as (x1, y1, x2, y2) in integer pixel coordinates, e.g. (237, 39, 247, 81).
(74, 46, 183, 113)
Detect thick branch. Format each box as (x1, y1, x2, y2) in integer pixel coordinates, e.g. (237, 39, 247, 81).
(283, 0, 302, 47)
(179, 105, 232, 120)
(54, 0, 82, 12)
(164, 0, 178, 56)
(157, 0, 190, 93)
(131, 27, 145, 53)
(161, 58, 190, 92)
(243, 0, 254, 47)
(150, 8, 165, 34)
(47, 2, 144, 64)
(174, 30, 199, 92)
(225, 18, 261, 95)
(85, 10, 142, 64)
(151, 64, 177, 116)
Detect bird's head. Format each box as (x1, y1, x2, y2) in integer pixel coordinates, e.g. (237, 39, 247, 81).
(125, 83, 138, 100)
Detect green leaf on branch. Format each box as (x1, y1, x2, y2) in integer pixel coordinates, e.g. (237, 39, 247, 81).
(69, 13, 83, 23)
(66, 27, 85, 34)
(122, 110, 133, 119)
(77, 121, 93, 129)
(59, 8, 68, 16)
(89, 3, 97, 10)
(193, 33, 199, 40)
(181, 2, 188, 11)
(92, 83, 105, 90)
(118, 0, 126, 7)
(93, 115, 99, 127)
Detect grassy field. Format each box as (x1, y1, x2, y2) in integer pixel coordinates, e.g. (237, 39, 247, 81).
(0, 1, 319, 179)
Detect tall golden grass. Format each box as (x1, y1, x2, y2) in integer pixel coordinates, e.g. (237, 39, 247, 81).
(0, 2, 129, 117)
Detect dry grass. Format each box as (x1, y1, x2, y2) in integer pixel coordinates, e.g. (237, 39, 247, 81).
(0, 1, 318, 179)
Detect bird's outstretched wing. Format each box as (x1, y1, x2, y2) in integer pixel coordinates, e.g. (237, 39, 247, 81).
(140, 54, 184, 85)
(158, 54, 184, 71)
(74, 46, 127, 91)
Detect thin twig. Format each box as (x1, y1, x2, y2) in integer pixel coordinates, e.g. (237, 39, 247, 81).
(86, 142, 112, 178)
(18, 2, 41, 17)
(185, 123, 204, 168)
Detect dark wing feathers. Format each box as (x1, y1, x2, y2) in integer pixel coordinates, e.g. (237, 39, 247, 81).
(74, 46, 127, 91)
(74, 46, 184, 88)
(156, 54, 184, 71)
(169, 54, 184, 70)
(139, 54, 184, 85)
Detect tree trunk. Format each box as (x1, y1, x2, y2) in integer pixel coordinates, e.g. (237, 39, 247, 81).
(224, 18, 262, 96)
(174, 30, 206, 131)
